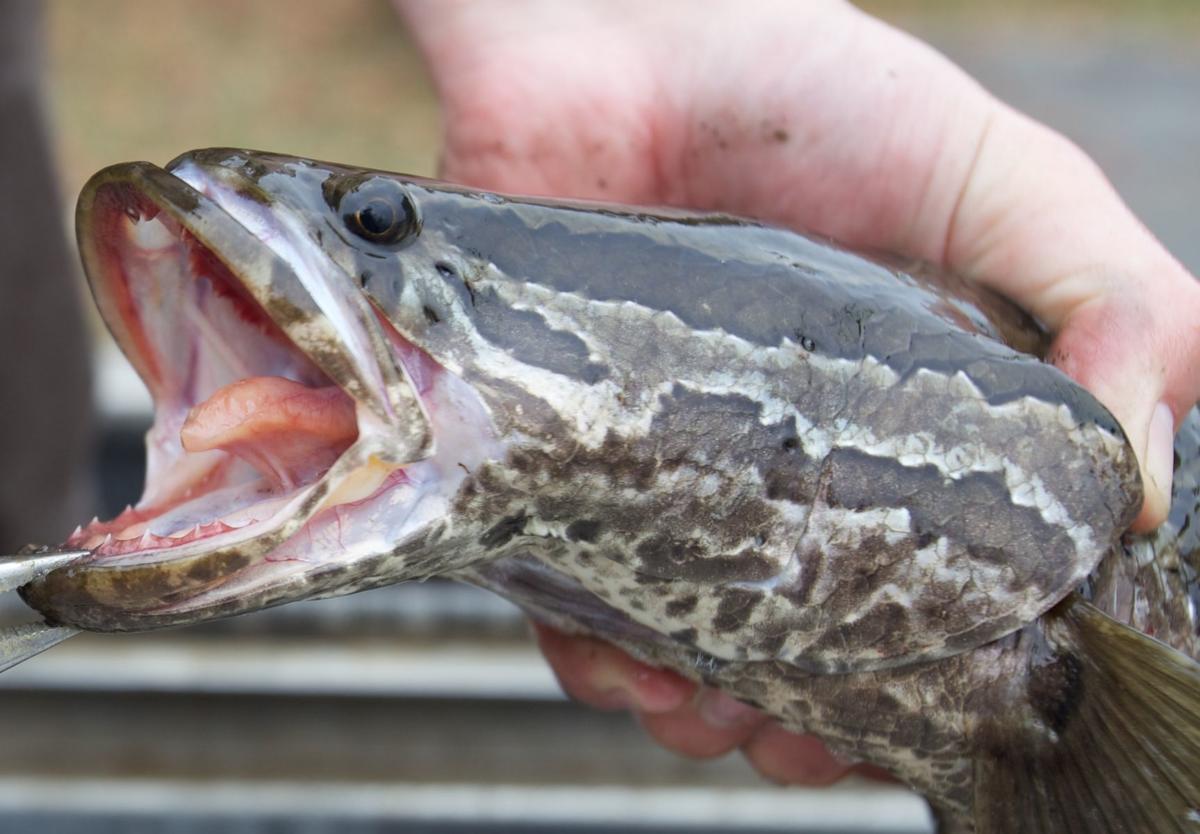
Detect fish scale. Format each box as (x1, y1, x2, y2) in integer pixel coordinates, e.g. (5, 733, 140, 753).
(8, 149, 1199, 833)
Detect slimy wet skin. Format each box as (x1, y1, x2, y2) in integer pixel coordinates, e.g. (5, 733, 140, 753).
(19, 149, 1200, 833)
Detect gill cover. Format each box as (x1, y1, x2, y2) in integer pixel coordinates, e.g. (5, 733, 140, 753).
(22, 157, 435, 628)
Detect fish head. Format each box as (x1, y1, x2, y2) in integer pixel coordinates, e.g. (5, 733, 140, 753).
(23, 148, 1144, 674)
(21, 149, 515, 630)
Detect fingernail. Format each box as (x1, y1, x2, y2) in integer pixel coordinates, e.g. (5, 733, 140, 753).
(696, 689, 759, 728)
(587, 668, 639, 711)
(1144, 401, 1175, 505)
(627, 667, 695, 713)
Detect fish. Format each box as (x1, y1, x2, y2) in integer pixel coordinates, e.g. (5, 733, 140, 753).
(17, 148, 1200, 833)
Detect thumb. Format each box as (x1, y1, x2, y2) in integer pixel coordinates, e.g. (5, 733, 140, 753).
(1099, 390, 1175, 533)
(1050, 296, 1184, 532)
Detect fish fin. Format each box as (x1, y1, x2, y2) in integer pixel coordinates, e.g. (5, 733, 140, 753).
(974, 594, 1200, 834)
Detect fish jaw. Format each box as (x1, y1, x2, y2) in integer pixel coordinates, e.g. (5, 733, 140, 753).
(20, 162, 497, 630)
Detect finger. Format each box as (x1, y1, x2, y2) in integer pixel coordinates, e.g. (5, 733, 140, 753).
(1048, 287, 1200, 531)
(532, 622, 696, 713)
(851, 763, 900, 783)
(740, 723, 857, 787)
(637, 688, 768, 759)
(937, 106, 1200, 530)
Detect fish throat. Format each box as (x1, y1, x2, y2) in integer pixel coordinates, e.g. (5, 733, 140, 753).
(24, 157, 496, 628)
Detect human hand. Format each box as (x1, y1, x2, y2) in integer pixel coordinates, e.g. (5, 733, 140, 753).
(532, 622, 894, 785)
(398, 0, 1200, 784)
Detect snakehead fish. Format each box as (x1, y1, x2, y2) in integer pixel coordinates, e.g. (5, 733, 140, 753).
(18, 149, 1200, 833)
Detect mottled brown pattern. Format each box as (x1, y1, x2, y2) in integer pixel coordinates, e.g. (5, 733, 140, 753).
(21, 549, 251, 629)
(26, 151, 1198, 833)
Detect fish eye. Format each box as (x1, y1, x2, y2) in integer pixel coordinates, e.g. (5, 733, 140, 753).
(338, 178, 419, 246)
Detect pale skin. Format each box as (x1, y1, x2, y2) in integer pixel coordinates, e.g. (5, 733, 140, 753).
(396, 0, 1200, 786)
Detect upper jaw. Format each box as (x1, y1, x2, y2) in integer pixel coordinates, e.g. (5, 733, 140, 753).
(21, 160, 434, 630)
(86, 158, 433, 447)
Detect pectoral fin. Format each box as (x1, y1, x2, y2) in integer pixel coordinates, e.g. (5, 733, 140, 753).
(974, 595, 1200, 834)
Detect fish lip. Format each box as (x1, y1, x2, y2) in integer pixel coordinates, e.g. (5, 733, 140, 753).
(77, 159, 430, 442)
(21, 161, 427, 630)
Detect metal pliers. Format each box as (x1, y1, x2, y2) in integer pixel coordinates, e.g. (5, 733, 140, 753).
(0, 547, 89, 673)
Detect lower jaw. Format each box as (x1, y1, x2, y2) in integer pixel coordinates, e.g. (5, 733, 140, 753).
(67, 364, 371, 553)
(22, 446, 412, 631)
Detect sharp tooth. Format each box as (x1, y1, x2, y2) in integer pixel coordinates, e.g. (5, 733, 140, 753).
(139, 531, 156, 549)
(71, 525, 83, 538)
(115, 521, 147, 541)
(176, 523, 204, 541)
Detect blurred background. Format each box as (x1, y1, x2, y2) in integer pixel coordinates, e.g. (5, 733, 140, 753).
(0, 1, 1197, 832)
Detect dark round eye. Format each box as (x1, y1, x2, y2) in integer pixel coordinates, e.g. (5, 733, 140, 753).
(338, 178, 419, 246)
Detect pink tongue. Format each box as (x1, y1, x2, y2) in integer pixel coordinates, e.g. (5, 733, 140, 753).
(181, 376, 358, 489)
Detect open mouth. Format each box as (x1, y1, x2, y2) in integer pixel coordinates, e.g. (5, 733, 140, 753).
(69, 190, 364, 558)
(68, 162, 397, 567)
(22, 160, 444, 627)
